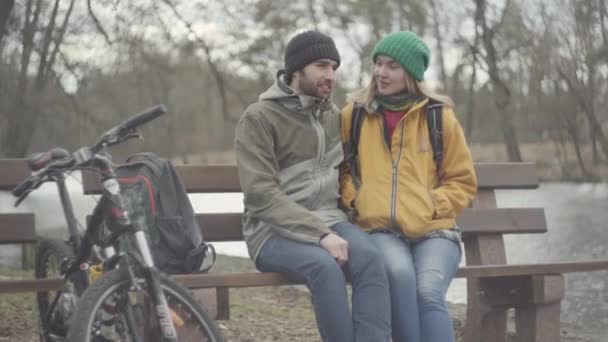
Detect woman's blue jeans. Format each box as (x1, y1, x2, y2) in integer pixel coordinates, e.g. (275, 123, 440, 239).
(369, 230, 461, 342)
(256, 221, 391, 342)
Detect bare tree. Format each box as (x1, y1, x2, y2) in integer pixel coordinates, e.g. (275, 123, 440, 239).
(0, 0, 15, 44)
(429, 0, 448, 90)
(473, 0, 522, 161)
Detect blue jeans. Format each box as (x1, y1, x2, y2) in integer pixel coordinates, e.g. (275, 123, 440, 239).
(256, 221, 391, 342)
(369, 231, 461, 342)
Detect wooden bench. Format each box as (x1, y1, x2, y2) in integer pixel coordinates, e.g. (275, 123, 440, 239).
(0, 159, 37, 270)
(2, 159, 608, 342)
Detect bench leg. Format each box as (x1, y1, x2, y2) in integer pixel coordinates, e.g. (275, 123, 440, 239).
(216, 287, 230, 320)
(191, 287, 230, 320)
(465, 280, 507, 342)
(515, 302, 561, 342)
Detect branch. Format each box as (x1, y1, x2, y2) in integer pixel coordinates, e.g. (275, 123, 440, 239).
(45, 0, 75, 80)
(87, 0, 112, 45)
(160, 0, 229, 119)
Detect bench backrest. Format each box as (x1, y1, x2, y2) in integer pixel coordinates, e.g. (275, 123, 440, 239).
(1, 159, 545, 262)
(81, 162, 546, 244)
(0, 159, 37, 244)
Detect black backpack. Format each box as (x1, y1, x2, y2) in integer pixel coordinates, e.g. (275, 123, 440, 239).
(345, 99, 444, 183)
(105, 152, 215, 274)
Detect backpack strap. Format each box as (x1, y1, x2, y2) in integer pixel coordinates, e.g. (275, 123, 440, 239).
(345, 104, 366, 186)
(426, 99, 444, 181)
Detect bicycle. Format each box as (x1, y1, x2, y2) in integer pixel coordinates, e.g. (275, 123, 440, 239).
(13, 105, 224, 342)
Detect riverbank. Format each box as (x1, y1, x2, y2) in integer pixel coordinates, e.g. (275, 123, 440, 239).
(0, 255, 597, 341)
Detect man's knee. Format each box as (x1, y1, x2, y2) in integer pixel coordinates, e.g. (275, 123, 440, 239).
(308, 255, 345, 284)
(348, 240, 386, 278)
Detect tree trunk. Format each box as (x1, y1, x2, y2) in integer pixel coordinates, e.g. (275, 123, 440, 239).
(429, 0, 448, 90)
(0, 0, 15, 44)
(0, 0, 42, 157)
(558, 67, 608, 160)
(474, 0, 522, 161)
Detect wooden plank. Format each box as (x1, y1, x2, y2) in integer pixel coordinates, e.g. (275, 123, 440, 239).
(457, 260, 608, 278)
(196, 208, 547, 242)
(82, 165, 241, 194)
(0, 159, 30, 190)
(458, 208, 547, 235)
(3, 260, 606, 293)
(0, 278, 63, 293)
(0, 213, 36, 244)
(474, 162, 539, 189)
(81, 162, 539, 194)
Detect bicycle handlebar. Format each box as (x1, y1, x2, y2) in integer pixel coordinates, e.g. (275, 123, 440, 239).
(12, 177, 36, 198)
(118, 104, 167, 134)
(12, 104, 167, 205)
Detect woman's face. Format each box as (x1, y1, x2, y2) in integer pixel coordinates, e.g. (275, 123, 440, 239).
(373, 55, 407, 96)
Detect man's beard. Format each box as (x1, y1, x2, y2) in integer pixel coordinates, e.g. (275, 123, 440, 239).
(297, 75, 332, 99)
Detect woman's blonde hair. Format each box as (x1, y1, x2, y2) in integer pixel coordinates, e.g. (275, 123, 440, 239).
(347, 70, 454, 111)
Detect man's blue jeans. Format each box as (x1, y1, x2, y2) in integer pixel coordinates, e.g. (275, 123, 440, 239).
(256, 221, 391, 342)
(369, 231, 461, 342)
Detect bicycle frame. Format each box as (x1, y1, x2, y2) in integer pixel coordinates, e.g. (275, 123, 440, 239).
(86, 153, 179, 341)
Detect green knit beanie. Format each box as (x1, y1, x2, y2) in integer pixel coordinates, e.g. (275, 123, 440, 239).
(372, 31, 430, 81)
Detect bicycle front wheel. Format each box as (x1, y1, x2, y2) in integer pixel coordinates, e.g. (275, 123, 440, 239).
(66, 267, 224, 342)
(35, 238, 77, 340)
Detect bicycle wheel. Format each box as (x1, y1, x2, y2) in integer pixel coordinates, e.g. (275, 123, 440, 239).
(35, 238, 77, 340)
(66, 267, 224, 342)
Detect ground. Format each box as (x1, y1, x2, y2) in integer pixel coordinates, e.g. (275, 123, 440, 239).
(0, 255, 596, 341)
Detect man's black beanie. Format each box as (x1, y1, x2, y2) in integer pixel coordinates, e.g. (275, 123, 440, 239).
(284, 31, 341, 83)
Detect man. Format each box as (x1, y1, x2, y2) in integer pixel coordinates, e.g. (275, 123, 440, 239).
(234, 31, 391, 342)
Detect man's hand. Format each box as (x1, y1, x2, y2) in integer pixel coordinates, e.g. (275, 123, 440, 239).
(319, 233, 349, 266)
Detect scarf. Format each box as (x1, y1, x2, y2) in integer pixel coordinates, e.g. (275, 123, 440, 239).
(375, 91, 425, 112)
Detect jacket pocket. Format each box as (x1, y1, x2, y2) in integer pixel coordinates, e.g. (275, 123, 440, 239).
(426, 190, 437, 219)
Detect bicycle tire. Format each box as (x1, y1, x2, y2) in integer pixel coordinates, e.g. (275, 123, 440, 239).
(66, 267, 224, 342)
(35, 238, 77, 340)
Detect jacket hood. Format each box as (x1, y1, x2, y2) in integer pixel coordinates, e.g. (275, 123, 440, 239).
(258, 70, 334, 114)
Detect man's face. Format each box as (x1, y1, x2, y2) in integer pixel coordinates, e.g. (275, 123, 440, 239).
(292, 58, 338, 99)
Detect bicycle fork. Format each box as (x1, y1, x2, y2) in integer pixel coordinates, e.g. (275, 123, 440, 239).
(134, 231, 179, 341)
(103, 177, 179, 342)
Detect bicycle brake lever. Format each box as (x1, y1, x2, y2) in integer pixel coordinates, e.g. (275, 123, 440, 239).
(122, 130, 142, 142)
(14, 190, 30, 207)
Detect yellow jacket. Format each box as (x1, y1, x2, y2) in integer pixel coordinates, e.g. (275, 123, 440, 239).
(340, 99, 477, 238)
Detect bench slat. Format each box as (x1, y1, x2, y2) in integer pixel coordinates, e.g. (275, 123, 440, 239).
(174, 260, 608, 287)
(0, 213, 36, 244)
(457, 260, 608, 278)
(0, 278, 62, 293)
(82, 162, 539, 194)
(197, 208, 547, 242)
(4, 260, 606, 293)
(0, 159, 30, 191)
(474, 162, 539, 189)
(82, 165, 242, 194)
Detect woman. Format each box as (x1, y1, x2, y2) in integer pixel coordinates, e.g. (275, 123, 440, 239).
(340, 31, 477, 342)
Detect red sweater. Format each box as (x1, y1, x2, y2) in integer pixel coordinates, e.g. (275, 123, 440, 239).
(384, 109, 405, 141)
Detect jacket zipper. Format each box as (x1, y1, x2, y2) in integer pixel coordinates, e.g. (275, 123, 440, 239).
(390, 119, 406, 228)
(309, 107, 325, 208)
